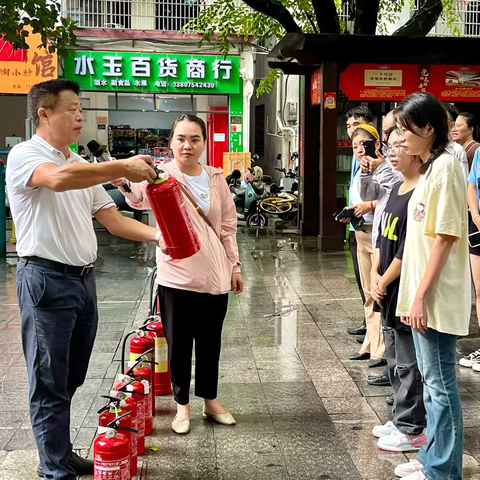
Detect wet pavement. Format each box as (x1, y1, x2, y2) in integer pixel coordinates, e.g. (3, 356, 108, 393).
(0, 229, 480, 479)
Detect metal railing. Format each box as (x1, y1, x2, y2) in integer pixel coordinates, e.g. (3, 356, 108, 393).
(63, 0, 480, 36)
(414, 0, 480, 37)
(62, 0, 211, 31)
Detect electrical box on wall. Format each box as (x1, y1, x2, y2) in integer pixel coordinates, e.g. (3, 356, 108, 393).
(287, 102, 298, 123)
(5, 137, 22, 148)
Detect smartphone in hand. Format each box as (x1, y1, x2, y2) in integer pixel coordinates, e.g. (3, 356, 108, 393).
(362, 139, 377, 159)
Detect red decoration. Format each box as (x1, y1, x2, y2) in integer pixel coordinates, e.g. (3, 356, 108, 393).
(311, 69, 321, 105)
(340, 63, 419, 101)
(428, 65, 480, 102)
(0, 37, 27, 62)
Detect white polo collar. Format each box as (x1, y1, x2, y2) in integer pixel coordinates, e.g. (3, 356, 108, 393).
(32, 134, 74, 160)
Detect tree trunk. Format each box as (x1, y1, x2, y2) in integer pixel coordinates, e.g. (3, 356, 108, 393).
(311, 0, 341, 34)
(354, 0, 381, 34)
(393, 0, 443, 36)
(241, 0, 302, 33)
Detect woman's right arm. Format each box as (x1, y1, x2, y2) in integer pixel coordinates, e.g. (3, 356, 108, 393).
(113, 179, 151, 210)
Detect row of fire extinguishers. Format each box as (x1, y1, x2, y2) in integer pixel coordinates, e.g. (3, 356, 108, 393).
(93, 316, 171, 479)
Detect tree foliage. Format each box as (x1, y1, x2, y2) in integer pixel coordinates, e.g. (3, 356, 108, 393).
(190, 0, 453, 96)
(0, 0, 77, 58)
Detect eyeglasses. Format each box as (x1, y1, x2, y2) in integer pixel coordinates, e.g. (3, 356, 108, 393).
(382, 143, 402, 157)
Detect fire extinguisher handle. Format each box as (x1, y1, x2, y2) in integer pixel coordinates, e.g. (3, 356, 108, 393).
(97, 396, 122, 414)
(106, 410, 134, 428)
(117, 379, 148, 396)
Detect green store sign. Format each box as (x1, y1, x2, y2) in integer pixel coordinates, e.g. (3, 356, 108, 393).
(64, 51, 240, 94)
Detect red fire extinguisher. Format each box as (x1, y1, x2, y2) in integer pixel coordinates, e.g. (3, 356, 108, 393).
(115, 377, 147, 455)
(146, 172, 200, 260)
(94, 412, 137, 480)
(124, 355, 156, 436)
(106, 393, 138, 476)
(146, 317, 172, 396)
(122, 325, 156, 415)
(98, 397, 137, 477)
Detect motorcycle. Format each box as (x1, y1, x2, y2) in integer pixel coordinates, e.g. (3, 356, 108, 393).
(230, 166, 268, 228)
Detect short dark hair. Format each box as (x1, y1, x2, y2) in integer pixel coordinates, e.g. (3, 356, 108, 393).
(444, 102, 459, 122)
(169, 114, 207, 145)
(395, 92, 449, 174)
(346, 106, 373, 123)
(27, 79, 81, 127)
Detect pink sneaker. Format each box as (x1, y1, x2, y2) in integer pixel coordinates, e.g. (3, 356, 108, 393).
(378, 430, 427, 452)
(402, 471, 427, 480)
(394, 459, 423, 478)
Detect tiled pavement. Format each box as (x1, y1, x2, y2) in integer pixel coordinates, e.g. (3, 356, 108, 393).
(1, 230, 480, 479)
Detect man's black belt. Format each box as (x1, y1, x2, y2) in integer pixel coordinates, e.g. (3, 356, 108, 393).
(19, 256, 95, 276)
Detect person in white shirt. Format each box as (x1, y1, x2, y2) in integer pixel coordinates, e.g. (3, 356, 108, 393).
(6, 79, 163, 480)
(444, 103, 469, 179)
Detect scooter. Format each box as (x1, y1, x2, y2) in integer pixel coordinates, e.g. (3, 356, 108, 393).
(230, 166, 268, 227)
(275, 166, 299, 195)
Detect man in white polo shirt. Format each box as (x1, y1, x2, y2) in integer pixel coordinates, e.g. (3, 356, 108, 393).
(6, 79, 163, 480)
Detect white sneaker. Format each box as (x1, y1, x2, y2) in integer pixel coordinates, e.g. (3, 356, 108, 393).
(402, 471, 427, 480)
(459, 349, 480, 367)
(372, 420, 397, 438)
(394, 459, 423, 478)
(472, 363, 480, 372)
(378, 430, 428, 452)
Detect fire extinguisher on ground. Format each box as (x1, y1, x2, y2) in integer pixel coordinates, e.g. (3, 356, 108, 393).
(146, 316, 172, 396)
(122, 324, 156, 417)
(124, 355, 157, 436)
(98, 396, 138, 477)
(94, 411, 137, 480)
(115, 377, 147, 455)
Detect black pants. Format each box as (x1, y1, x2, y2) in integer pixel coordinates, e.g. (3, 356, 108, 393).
(158, 285, 229, 405)
(17, 262, 98, 480)
(349, 233, 366, 324)
(384, 326, 426, 435)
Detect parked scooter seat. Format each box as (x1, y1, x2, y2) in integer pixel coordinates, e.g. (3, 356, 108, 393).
(270, 183, 284, 195)
(251, 181, 265, 196)
(233, 186, 246, 198)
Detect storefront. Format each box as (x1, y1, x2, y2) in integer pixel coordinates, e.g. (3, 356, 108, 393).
(63, 50, 244, 168)
(0, 28, 58, 159)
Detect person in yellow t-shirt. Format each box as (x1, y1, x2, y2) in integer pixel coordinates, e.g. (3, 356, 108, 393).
(392, 93, 470, 480)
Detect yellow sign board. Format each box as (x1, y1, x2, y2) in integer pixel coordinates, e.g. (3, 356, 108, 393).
(0, 28, 58, 94)
(364, 69, 403, 87)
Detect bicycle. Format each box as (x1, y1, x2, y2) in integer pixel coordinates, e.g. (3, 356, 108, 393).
(259, 184, 297, 217)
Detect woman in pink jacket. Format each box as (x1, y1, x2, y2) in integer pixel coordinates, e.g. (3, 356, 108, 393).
(113, 114, 243, 435)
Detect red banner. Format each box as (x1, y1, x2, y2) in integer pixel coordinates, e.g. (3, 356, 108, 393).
(340, 63, 420, 102)
(311, 69, 321, 105)
(428, 65, 480, 101)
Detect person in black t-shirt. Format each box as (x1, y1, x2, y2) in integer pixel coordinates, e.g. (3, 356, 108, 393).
(370, 127, 427, 453)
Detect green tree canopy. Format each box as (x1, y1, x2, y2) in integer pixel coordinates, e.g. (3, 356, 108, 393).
(0, 0, 76, 57)
(191, 0, 455, 95)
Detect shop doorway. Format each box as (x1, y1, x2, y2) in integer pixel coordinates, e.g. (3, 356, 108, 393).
(78, 91, 229, 165)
